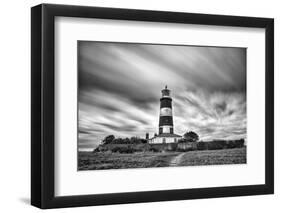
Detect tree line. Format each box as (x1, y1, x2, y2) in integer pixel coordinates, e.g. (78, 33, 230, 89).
(102, 135, 147, 145)
(101, 131, 200, 145)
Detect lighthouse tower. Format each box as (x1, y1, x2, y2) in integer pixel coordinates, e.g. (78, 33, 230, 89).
(159, 85, 174, 134)
(148, 86, 182, 144)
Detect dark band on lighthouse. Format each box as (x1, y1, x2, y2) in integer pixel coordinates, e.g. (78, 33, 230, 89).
(159, 86, 174, 134)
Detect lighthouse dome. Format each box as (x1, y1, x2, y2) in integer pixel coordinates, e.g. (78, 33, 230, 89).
(161, 85, 171, 97)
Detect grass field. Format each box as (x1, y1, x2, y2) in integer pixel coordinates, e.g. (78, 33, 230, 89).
(78, 147, 246, 171)
(78, 152, 179, 170)
(178, 147, 246, 166)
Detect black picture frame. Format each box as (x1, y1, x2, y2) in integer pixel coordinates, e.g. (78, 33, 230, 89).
(31, 3, 274, 209)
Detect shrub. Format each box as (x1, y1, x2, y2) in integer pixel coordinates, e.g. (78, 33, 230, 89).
(178, 138, 188, 143)
(149, 147, 161, 152)
(197, 142, 207, 150)
(107, 137, 148, 144)
(111, 146, 137, 153)
(102, 135, 115, 144)
(183, 131, 199, 142)
(93, 147, 100, 153)
(207, 141, 224, 150)
(226, 139, 245, 148)
(235, 139, 245, 147)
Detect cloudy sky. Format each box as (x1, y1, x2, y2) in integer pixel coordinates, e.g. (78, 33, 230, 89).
(78, 41, 246, 151)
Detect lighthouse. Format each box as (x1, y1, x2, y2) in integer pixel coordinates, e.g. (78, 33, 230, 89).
(149, 86, 182, 144)
(159, 85, 174, 134)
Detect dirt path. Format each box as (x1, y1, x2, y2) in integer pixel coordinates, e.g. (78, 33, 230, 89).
(169, 153, 186, 166)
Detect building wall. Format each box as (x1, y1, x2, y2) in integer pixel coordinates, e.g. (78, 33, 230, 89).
(149, 137, 181, 144)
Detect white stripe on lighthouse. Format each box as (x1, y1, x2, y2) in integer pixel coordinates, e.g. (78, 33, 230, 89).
(160, 125, 173, 133)
(160, 107, 172, 116)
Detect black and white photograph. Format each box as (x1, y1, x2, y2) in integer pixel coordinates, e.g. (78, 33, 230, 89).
(29, 2, 274, 209)
(78, 41, 247, 171)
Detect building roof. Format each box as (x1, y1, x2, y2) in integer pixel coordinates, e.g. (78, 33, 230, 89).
(149, 133, 182, 140)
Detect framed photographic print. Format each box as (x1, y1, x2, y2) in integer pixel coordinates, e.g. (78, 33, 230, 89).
(31, 3, 274, 209)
